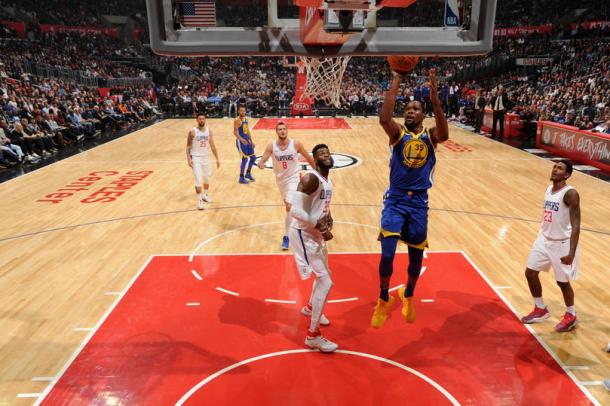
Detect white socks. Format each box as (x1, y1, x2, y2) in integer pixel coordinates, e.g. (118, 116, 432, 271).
(309, 275, 332, 332)
(534, 297, 576, 315)
(534, 297, 545, 309)
(197, 192, 203, 201)
(284, 212, 293, 236)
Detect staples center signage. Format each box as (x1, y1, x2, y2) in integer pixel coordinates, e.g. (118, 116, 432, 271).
(37, 170, 154, 204)
(537, 122, 610, 172)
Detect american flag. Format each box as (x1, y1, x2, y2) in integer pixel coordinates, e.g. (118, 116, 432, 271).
(179, 1, 216, 27)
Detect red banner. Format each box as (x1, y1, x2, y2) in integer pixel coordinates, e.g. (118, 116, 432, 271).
(39, 24, 118, 38)
(536, 121, 610, 172)
(1, 21, 26, 38)
(132, 28, 144, 42)
(291, 60, 313, 116)
(570, 20, 610, 30)
(481, 109, 523, 138)
(494, 24, 553, 37)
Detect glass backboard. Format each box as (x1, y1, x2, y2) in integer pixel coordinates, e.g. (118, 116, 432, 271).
(146, 0, 497, 57)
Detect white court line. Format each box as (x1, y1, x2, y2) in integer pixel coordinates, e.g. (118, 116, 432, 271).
(34, 256, 154, 406)
(104, 291, 122, 296)
(216, 287, 239, 296)
(186, 302, 200, 306)
(73, 327, 94, 332)
(328, 297, 358, 303)
(174, 349, 459, 406)
(389, 284, 404, 292)
(191, 270, 203, 280)
(494, 286, 512, 289)
(179, 250, 462, 258)
(580, 381, 603, 386)
(31, 377, 54, 382)
(189, 221, 282, 262)
(460, 251, 600, 406)
(17, 393, 42, 398)
(565, 366, 590, 370)
(421, 299, 435, 303)
(264, 299, 297, 304)
(189, 221, 445, 262)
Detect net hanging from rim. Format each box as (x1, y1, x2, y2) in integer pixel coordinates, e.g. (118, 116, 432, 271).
(299, 56, 351, 108)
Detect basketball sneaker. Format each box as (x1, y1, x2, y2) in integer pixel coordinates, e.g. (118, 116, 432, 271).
(245, 173, 256, 182)
(281, 236, 289, 250)
(555, 312, 577, 332)
(239, 176, 249, 184)
(301, 305, 330, 326)
(197, 200, 204, 210)
(203, 193, 212, 203)
(397, 286, 416, 323)
(521, 306, 550, 324)
(370, 296, 395, 328)
(305, 332, 338, 353)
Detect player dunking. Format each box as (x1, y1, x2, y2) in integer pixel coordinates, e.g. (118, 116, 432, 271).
(289, 144, 336, 353)
(371, 69, 448, 328)
(257, 121, 316, 250)
(521, 159, 581, 332)
(186, 114, 220, 210)
(234, 105, 256, 184)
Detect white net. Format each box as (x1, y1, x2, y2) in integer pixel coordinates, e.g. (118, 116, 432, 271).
(299, 56, 351, 108)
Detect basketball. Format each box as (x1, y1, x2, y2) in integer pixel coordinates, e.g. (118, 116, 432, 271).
(387, 55, 420, 74)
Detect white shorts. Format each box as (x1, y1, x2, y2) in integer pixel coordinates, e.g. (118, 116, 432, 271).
(526, 235, 579, 282)
(277, 179, 299, 202)
(289, 227, 330, 280)
(192, 159, 212, 186)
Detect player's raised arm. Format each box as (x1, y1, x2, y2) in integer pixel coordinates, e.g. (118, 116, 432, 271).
(234, 118, 246, 145)
(379, 72, 404, 145)
(257, 142, 273, 169)
(295, 140, 316, 169)
(186, 129, 194, 168)
(208, 128, 220, 168)
(428, 69, 449, 145)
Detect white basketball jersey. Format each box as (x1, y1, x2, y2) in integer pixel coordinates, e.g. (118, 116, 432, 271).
(190, 126, 210, 159)
(272, 139, 300, 183)
(539, 185, 573, 240)
(296, 170, 333, 234)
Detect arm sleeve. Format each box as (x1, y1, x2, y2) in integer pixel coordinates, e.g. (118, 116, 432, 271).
(289, 191, 316, 226)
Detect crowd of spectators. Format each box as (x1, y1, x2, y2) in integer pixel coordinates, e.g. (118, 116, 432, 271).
(1, 31, 147, 80)
(495, 0, 609, 27)
(0, 0, 609, 170)
(0, 74, 160, 169)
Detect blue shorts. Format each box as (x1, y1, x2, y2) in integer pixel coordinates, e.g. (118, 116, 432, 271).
(236, 139, 254, 157)
(379, 189, 429, 249)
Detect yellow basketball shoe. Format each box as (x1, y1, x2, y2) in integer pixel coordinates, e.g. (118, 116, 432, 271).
(398, 286, 416, 323)
(371, 296, 395, 328)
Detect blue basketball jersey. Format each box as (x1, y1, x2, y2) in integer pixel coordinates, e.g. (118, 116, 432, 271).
(238, 117, 252, 143)
(388, 126, 436, 191)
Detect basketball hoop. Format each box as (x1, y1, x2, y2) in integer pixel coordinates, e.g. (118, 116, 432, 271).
(299, 56, 351, 108)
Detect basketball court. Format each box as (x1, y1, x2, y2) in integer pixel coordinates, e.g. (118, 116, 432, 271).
(1, 0, 609, 404)
(1, 117, 609, 404)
